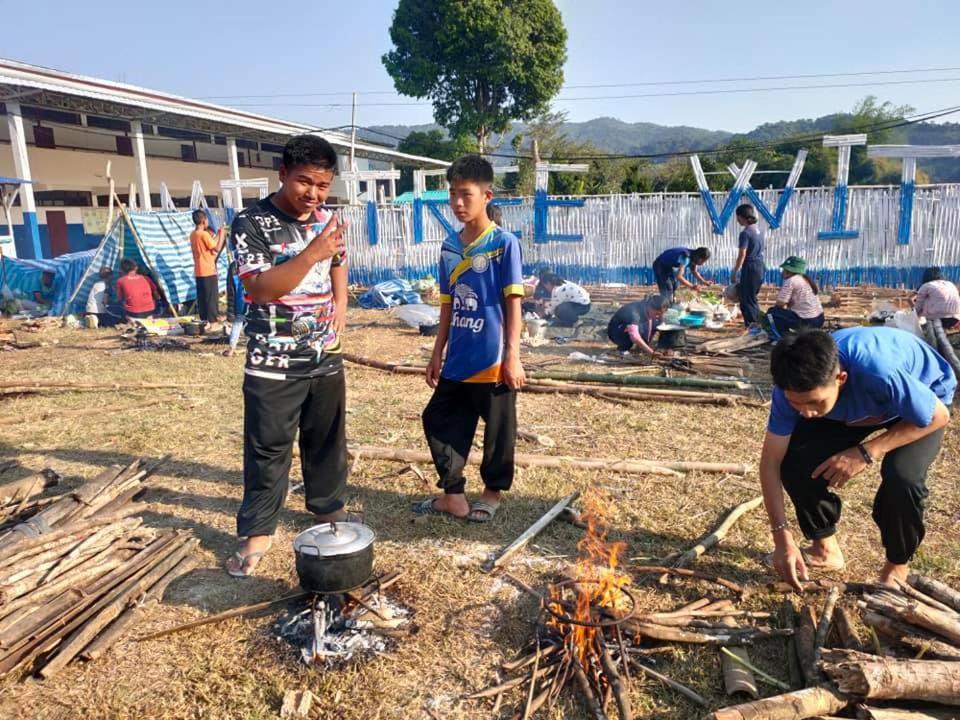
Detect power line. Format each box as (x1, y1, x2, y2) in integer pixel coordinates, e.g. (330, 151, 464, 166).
(194, 65, 960, 100)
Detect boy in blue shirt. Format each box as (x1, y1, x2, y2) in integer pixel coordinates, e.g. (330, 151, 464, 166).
(760, 327, 955, 590)
(416, 156, 526, 523)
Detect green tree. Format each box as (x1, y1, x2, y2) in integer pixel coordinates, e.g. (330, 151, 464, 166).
(382, 0, 567, 152)
(834, 96, 914, 184)
(394, 130, 477, 193)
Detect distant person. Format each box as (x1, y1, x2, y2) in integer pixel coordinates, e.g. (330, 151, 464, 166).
(764, 256, 824, 338)
(85, 267, 120, 328)
(33, 271, 56, 307)
(652, 246, 712, 304)
(607, 294, 668, 356)
(914, 267, 960, 330)
(116, 258, 159, 320)
(537, 273, 591, 326)
(523, 265, 554, 314)
(190, 209, 226, 325)
(486, 201, 503, 226)
(732, 204, 765, 330)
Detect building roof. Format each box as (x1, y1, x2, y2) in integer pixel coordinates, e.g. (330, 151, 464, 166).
(0, 58, 448, 169)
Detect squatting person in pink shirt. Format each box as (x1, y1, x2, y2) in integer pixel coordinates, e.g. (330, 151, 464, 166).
(762, 256, 824, 339)
(914, 267, 960, 330)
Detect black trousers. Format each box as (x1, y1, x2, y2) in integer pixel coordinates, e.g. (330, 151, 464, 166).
(738, 259, 764, 326)
(238, 371, 348, 537)
(781, 418, 945, 565)
(766, 307, 825, 335)
(653, 262, 677, 303)
(553, 302, 591, 326)
(195, 274, 219, 323)
(422, 379, 517, 495)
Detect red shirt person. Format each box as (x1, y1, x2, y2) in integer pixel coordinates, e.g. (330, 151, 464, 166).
(115, 258, 159, 318)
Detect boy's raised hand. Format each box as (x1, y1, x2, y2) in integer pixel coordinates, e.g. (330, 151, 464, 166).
(307, 215, 348, 262)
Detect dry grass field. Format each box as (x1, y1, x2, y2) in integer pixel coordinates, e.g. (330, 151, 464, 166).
(0, 306, 957, 720)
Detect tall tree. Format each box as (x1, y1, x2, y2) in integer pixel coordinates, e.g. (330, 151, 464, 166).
(382, 0, 567, 152)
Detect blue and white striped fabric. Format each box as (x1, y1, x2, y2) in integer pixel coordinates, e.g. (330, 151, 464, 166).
(1, 250, 96, 316)
(69, 211, 228, 313)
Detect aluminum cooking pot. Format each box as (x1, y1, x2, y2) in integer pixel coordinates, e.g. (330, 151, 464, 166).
(293, 522, 375, 593)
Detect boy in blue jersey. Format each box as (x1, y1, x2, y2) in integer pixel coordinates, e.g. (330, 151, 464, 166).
(416, 155, 526, 523)
(759, 328, 955, 590)
(652, 246, 711, 304)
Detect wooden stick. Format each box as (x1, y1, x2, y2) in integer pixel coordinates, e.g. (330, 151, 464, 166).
(896, 578, 960, 615)
(704, 685, 849, 720)
(483, 492, 580, 572)
(521, 640, 540, 720)
(796, 604, 818, 687)
(0, 379, 188, 390)
(779, 599, 804, 689)
(861, 609, 960, 661)
(674, 496, 763, 567)
(0, 469, 60, 506)
(861, 705, 960, 720)
(819, 649, 960, 704)
(631, 565, 744, 594)
(597, 635, 631, 720)
(907, 575, 960, 614)
(628, 658, 708, 707)
(349, 444, 752, 476)
(137, 590, 310, 642)
(572, 658, 609, 720)
(811, 586, 840, 680)
(833, 606, 864, 652)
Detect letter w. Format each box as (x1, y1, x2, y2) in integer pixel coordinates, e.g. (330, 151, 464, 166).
(690, 156, 757, 234)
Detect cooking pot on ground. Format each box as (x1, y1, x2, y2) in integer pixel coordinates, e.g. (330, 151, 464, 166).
(293, 522, 375, 593)
(657, 325, 687, 349)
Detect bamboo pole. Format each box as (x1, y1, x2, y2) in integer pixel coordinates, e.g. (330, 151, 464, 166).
(348, 444, 752, 476)
(674, 496, 763, 567)
(529, 369, 750, 391)
(482, 492, 580, 572)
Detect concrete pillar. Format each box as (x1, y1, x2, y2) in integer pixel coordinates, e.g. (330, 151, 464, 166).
(388, 162, 397, 200)
(5, 102, 41, 259)
(226, 138, 243, 210)
(131, 121, 152, 211)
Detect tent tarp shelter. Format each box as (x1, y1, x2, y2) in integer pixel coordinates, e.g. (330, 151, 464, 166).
(0, 249, 96, 315)
(67, 210, 227, 316)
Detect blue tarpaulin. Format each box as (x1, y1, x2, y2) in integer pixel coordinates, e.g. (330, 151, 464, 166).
(1, 250, 96, 315)
(356, 279, 421, 309)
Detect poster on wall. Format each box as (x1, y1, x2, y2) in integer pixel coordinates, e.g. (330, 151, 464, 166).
(81, 208, 111, 235)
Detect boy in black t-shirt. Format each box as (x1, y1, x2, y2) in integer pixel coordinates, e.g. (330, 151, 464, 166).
(225, 135, 350, 578)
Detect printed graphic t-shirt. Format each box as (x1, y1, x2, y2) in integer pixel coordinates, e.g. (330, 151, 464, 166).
(768, 326, 957, 436)
(231, 196, 346, 381)
(438, 225, 524, 383)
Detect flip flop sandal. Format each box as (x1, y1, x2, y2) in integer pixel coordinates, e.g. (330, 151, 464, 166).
(467, 500, 499, 524)
(411, 497, 466, 519)
(225, 549, 268, 578)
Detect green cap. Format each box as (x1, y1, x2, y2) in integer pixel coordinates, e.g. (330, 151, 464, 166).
(780, 256, 807, 274)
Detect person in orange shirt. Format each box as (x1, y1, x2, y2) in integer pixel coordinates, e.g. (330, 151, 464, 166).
(190, 210, 226, 324)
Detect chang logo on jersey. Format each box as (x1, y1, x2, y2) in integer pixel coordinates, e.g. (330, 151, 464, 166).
(452, 283, 479, 312)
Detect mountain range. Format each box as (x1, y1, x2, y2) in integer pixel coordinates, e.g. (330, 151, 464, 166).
(363, 115, 960, 182)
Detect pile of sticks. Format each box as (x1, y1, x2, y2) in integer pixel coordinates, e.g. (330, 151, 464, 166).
(709, 575, 960, 719)
(0, 458, 197, 679)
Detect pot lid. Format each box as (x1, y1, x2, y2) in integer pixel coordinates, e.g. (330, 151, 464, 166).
(293, 522, 375, 557)
(657, 323, 685, 331)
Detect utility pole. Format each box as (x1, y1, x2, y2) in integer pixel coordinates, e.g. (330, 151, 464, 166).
(349, 92, 358, 173)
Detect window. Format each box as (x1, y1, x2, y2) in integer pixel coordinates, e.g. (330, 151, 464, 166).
(213, 135, 227, 146)
(23, 106, 80, 125)
(88, 115, 131, 132)
(116, 136, 133, 156)
(236, 139, 258, 150)
(35, 190, 92, 207)
(181, 144, 197, 162)
(158, 126, 208, 142)
(34, 126, 56, 149)
(261, 142, 285, 154)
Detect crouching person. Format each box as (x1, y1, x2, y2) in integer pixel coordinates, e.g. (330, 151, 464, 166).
(759, 327, 955, 589)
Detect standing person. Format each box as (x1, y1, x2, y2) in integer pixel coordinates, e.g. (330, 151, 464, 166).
(732, 204, 765, 329)
(417, 155, 525, 523)
(914, 267, 960, 330)
(225, 135, 351, 578)
(115, 258, 159, 320)
(652, 247, 712, 304)
(190, 209, 226, 326)
(606, 294, 668, 355)
(759, 328, 954, 589)
(85, 267, 120, 328)
(764, 256, 824, 338)
(537, 273, 591, 326)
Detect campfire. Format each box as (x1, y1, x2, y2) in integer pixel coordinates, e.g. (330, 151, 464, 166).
(273, 571, 410, 667)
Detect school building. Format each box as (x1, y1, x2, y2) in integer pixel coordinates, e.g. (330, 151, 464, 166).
(0, 58, 447, 259)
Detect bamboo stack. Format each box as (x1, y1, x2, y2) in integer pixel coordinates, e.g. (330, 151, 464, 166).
(0, 459, 197, 679)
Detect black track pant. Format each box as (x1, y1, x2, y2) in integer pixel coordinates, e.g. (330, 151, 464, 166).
(195, 274, 219, 322)
(238, 371, 348, 537)
(553, 302, 591, 326)
(422, 379, 517, 495)
(780, 418, 945, 565)
(738, 259, 764, 326)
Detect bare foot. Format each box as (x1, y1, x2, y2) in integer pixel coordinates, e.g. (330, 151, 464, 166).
(803, 536, 845, 570)
(879, 561, 910, 588)
(431, 493, 470, 518)
(225, 534, 273, 577)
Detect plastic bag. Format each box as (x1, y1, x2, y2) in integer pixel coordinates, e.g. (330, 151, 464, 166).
(391, 304, 440, 329)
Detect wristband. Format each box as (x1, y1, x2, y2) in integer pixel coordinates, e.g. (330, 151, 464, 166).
(856, 443, 874, 465)
(771, 521, 789, 533)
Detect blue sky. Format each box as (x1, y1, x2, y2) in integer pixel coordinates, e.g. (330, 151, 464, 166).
(5, 0, 960, 133)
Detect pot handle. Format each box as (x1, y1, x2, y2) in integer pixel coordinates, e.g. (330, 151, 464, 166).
(329, 522, 338, 536)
